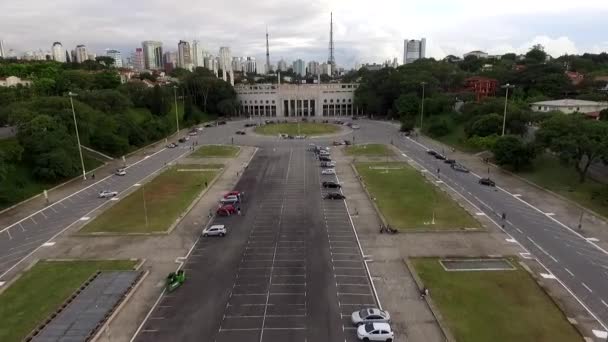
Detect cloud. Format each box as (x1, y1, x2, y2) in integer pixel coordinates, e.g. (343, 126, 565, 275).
(0, 0, 606, 68)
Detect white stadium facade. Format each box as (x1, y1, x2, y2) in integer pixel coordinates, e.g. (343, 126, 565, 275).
(235, 83, 361, 117)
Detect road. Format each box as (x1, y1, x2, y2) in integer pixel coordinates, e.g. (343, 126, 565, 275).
(133, 146, 377, 342)
(0, 124, 236, 282)
(353, 119, 608, 332)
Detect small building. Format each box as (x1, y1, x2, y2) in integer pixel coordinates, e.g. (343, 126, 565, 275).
(530, 99, 608, 114)
(464, 76, 498, 102)
(0, 76, 32, 87)
(565, 71, 584, 85)
(463, 50, 489, 59)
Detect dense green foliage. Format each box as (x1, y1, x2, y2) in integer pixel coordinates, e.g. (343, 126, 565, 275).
(492, 135, 536, 171)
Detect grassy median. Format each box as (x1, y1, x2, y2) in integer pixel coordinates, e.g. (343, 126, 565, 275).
(254, 122, 339, 136)
(355, 162, 479, 230)
(81, 165, 220, 233)
(191, 145, 240, 158)
(0, 260, 137, 342)
(412, 258, 581, 342)
(345, 144, 394, 157)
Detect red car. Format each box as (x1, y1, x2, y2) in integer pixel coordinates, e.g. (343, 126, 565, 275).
(217, 204, 237, 216)
(224, 191, 241, 198)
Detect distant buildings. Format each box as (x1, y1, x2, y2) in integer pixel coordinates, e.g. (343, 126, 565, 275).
(177, 40, 192, 70)
(463, 50, 489, 59)
(105, 49, 122, 67)
(464, 76, 498, 102)
(192, 40, 205, 68)
(142, 41, 163, 70)
(0, 76, 32, 87)
(163, 51, 177, 72)
(308, 61, 321, 76)
(0, 40, 5, 58)
(403, 38, 426, 64)
(277, 59, 288, 72)
(245, 57, 257, 74)
(52, 42, 65, 62)
(530, 99, 608, 117)
(74, 45, 88, 63)
(133, 48, 144, 71)
(293, 59, 305, 76)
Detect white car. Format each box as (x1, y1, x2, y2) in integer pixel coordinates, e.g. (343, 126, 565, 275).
(115, 168, 126, 176)
(197, 127, 204, 132)
(357, 322, 394, 341)
(98, 190, 118, 198)
(202, 224, 227, 237)
(188, 132, 197, 136)
(352, 124, 360, 129)
(321, 169, 336, 175)
(351, 308, 391, 326)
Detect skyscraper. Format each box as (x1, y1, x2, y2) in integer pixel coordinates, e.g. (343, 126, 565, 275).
(133, 48, 144, 71)
(219, 47, 232, 81)
(0, 40, 5, 58)
(293, 59, 305, 76)
(192, 40, 205, 68)
(74, 44, 88, 63)
(403, 38, 426, 64)
(52, 42, 65, 62)
(142, 41, 163, 70)
(308, 61, 320, 76)
(245, 57, 257, 74)
(277, 59, 288, 72)
(177, 40, 192, 69)
(106, 49, 122, 67)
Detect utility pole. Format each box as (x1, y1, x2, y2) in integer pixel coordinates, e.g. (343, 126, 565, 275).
(173, 86, 179, 134)
(501, 83, 515, 136)
(69, 92, 86, 180)
(142, 184, 149, 229)
(420, 81, 427, 129)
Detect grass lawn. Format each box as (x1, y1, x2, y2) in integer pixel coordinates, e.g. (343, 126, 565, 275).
(516, 153, 608, 217)
(81, 165, 220, 233)
(191, 145, 240, 158)
(344, 144, 394, 157)
(0, 138, 103, 210)
(355, 162, 480, 230)
(0, 260, 137, 342)
(254, 122, 340, 136)
(412, 258, 581, 342)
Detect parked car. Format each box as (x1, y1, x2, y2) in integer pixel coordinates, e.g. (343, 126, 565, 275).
(319, 156, 332, 162)
(351, 308, 391, 326)
(434, 154, 446, 161)
(236, 130, 246, 135)
(204, 123, 214, 128)
(218, 120, 227, 125)
(321, 169, 336, 175)
(202, 224, 226, 237)
(178, 138, 187, 143)
(188, 131, 197, 136)
(325, 192, 346, 199)
(217, 204, 237, 216)
(352, 124, 360, 130)
(451, 163, 469, 173)
(224, 191, 242, 199)
(221, 195, 240, 205)
(357, 322, 394, 341)
(115, 168, 126, 176)
(196, 127, 204, 131)
(479, 178, 496, 186)
(321, 161, 336, 168)
(344, 140, 352, 145)
(444, 159, 456, 165)
(98, 190, 118, 198)
(333, 141, 344, 146)
(323, 181, 342, 188)
(426, 150, 437, 156)
(166, 143, 177, 148)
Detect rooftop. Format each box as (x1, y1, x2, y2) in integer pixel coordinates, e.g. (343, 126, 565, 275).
(531, 99, 607, 106)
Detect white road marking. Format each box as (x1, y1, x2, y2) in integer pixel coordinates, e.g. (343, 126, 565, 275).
(593, 330, 608, 339)
(582, 282, 593, 293)
(587, 237, 600, 242)
(540, 273, 556, 279)
(527, 237, 558, 263)
(545, 212, 555, 216)
(564, 268, 574, 277)
(42, 242, 55, 247)
(80, 217, 90, 221)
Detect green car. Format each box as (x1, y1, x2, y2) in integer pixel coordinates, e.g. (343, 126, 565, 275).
(166, 270, 186, 292)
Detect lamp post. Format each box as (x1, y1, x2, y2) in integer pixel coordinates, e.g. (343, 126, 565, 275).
(420, 81, 427, 130)
(501, 83, 515, 136)
(173, 86, 179, 135)
(68, 92, 86, 180)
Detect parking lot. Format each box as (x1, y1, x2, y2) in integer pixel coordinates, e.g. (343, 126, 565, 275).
(134, 145, 378, 342)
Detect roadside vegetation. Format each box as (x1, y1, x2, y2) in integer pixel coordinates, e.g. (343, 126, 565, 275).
(254, 122, 339, 136)
(353, 45, 608, 216)
(191, 145, 240, 158)
(81, 165, 219, 233)
(344, 144, 394, 157)
(0, 260, 137, 342)
(355, 162, 480, 230)
(412, 258, 582, 342)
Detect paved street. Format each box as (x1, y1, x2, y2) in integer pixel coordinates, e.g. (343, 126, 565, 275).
(133, 146, 377, 342)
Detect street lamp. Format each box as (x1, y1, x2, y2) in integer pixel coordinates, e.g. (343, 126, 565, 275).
(501, 83, 515, 136)
(173, 86, 179, 135)
(68, 92, 87, 180)
(420, 81, 427, 130)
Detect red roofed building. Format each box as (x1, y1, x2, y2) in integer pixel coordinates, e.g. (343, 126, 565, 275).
(464, 76, 498, 102)
(565, 71, 584, 85)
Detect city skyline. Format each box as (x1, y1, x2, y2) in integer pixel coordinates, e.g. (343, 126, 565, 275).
(2, 0, 608, 67)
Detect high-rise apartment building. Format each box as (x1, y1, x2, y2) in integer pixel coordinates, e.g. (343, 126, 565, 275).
(277, 59, 288, 72)
(105, 49, 122, 67)
(219, 47, 232, 71)
(75, 45, 88, 63)
(307, 61, 320, 76)
(177, 40, 192, 70)
(403, 38, 426, 64)
(52, 42, 65, 62)
(232, 57, 244, 72)
(245, 57, 257, 74)
(204, 55, 218, 73)
(133, 48, 144, 71)
(0, 40, 5, 58)
(293, 59, 305, 76)
(142, 41, 163, 70)
(192, 40, 206, 68)
(163, 51, 177, 67)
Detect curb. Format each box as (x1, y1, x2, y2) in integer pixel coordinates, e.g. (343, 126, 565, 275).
(403, 258, 454, 342)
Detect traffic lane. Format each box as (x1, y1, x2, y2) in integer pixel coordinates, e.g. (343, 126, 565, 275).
(135, 149, 282, 342)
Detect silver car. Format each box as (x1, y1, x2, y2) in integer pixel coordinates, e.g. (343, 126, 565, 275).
(351, 308, 391, 326)
(202, 224, 227, 237)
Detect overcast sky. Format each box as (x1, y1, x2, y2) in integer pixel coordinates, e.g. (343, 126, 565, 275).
(2, 0, 608, 68)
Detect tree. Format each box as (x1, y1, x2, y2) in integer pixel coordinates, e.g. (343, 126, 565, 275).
(93, 71, 121, 89)
(426, 117, 451, 137)
(600, 108, 608, 121)
(525, 45, 548, 63)
(465, 113, 503, 137)
(400, 117, 415, 132)
(492, 135, 535, 171)
(79, 89, 133, 113)
(536, 115, 608, 182)
(394, 93, 419, 117)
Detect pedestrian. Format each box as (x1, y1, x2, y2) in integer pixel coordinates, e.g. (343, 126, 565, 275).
(208, 209, 212, 218)
(91, 174, 95, 180)
(237, 207, 241, 216)
(204, 181, 208, 188)
(420, 287, 429, 299)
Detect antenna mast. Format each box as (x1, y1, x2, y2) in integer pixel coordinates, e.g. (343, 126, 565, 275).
(328, 12, 335, 75)
(266, 26, 271, 74)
